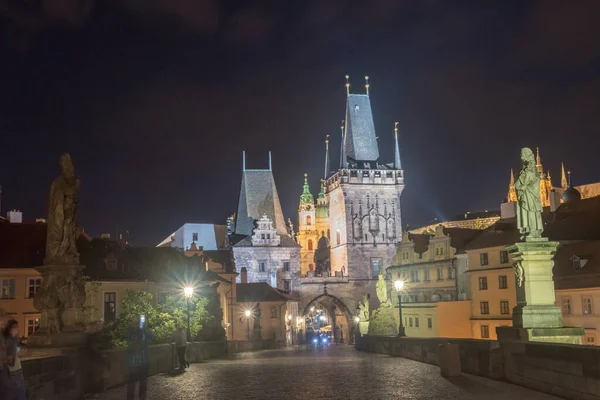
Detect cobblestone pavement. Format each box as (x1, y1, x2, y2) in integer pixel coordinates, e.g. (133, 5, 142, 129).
(97, 345, 560, 400)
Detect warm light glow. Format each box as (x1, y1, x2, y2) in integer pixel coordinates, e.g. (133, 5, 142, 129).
(354, 316, 360, 323)
(319, 315, 326, 321)
(394, 280, 404, 291)
(310, 307, 315, 312)
(287, 315, 292, 321)
(184, 287, 194, 298)
(244, 309, 252, 318)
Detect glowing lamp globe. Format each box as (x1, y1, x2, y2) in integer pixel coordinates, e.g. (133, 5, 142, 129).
(184, 287, 194, 298)
(394, 280, 404, 291)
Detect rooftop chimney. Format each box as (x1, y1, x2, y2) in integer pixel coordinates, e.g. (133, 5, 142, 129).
(240, 267, 248, 284)
(7, 210, 22, 223)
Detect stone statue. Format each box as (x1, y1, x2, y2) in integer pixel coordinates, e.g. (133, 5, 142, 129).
(46, 153, 80, 265)
(358, 294, 370, 321)
(515, 147, 544, 239)
(286, 218, 295, 240)
(376, 274, 388, 304)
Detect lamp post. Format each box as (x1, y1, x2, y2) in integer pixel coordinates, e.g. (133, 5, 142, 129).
(184, 287, 194, 338)
(245, 309, 251, 340)
(394, 280, 405, 337)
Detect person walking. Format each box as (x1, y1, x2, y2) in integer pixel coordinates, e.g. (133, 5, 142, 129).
(126, 319, 150, 400)
(3, 319, 27, 400)
(173, 326, 188, 371)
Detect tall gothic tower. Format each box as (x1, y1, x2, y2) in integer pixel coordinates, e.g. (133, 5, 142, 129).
(297, 174, 319, 276)
(325, 76, 405, 279)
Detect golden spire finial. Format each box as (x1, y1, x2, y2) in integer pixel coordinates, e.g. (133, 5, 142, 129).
(365, 75, 370, 96)
(394, 121, 399, 138)
(325, 134, 330, 144)
(345, 75, 350, 96)
(340, 120, 344, 134)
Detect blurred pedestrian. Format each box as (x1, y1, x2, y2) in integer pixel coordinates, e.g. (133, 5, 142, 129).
(0, 309, 10, 394)
(173, 326, 188, 371)
(126, 318, 150, 400)
(3, 319, 27, 400)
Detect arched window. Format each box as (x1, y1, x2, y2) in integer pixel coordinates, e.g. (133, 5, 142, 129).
(308, 240, 313, 250)
(306, 215, 312, 226)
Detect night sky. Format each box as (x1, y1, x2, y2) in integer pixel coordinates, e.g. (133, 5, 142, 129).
(1, 1, 599, 246)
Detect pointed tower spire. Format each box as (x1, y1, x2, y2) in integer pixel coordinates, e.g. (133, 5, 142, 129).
(508, 169, 517, 202)
(340, 120, 347, 169)
(345, 75, 350, 96)
(268, 151, 272, 171)
(561, 162, 568, 189)
(394, 121, 401, 169)
(365, 76, 370, 96)
(300, 173, 314, 205)
(536, 147, 543, 175)
(242, 150, 246, 171)
(324, 135, 330, 179)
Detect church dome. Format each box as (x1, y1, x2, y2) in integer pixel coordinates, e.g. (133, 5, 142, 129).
(562, 185, 581, 203)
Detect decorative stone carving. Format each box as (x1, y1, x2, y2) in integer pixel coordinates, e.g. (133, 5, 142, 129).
(513, 260, 524, 287)
(251, 215, 281, 246)
(358, 294, 370, 322)
(367, 274, 398, 336)
(376, 273, 388, 305)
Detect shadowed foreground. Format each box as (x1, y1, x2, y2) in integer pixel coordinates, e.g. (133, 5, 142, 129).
(96, 345, 560, 400)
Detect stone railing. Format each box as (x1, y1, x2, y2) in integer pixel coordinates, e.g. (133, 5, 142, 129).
(356, 335, 600, 400)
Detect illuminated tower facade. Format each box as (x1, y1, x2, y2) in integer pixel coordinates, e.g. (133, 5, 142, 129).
(325, 76, 405, 279)
(296, 174, 319, 276)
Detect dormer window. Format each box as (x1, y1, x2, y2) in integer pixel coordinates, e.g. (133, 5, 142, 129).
(105, 257, 118, 271)
(571, 255, 588, 271)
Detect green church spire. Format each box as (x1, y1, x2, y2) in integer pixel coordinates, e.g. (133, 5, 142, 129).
(300, 173, 314, 205)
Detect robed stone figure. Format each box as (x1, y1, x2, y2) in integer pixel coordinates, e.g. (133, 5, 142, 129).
(515, 148, 544, 239)
(45, 153, 80, 265)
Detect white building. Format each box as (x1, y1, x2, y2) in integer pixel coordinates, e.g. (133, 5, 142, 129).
(157, 223, 227, 250)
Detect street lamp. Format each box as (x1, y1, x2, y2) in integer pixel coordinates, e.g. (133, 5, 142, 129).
(245, 309, 252, 340)
(354, 316, 360, 323)
(184, 287, 194, 338)
(394, 280, 406, 337)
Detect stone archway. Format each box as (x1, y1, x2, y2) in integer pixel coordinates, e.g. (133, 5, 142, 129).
(302, 294, 354, 345)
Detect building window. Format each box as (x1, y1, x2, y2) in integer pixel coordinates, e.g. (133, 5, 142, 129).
(479, 277, 488, 290)
(410, 270, 420, 282)
(336, 231, 341, 245)
(500, 301, 510, 315)
(480, 301, 489, 315)
(427, 318, 432, 329)
(266, 234, 271, 240)
(283, 280, 291, 291)
(28, 278, 42, 298)
(306, 215, 312, 226)
(499, 275, 508, 289)
(104, 292, 117, 322)
(283, 261, 290, 271)
(582, 296, 593, 315)
(364, 233, 368, 241)
(261, 233, 266, 240)
(480, 253, 489, 266)
(449, 267, 456, 280)
(423, 269, 430, 281)
(480, 325, 490, 339)
(437, 267, 443, 280)
(26, 318, 40, 336)
(271, 306, 278, 318)
(192, 232, 198, 242)
(158, 293, 168, 305)
(561, 297, 572, 316)
(371, 258, 381, 278)
(500, 250, 509, 264)
(259, 261, 266, 272)
(409, 317, 413, 327)
(585, 334, 596, 345)
(415, 317, 419, 328)
(307, 240, 313, 251)
(1, 279, 15, 299)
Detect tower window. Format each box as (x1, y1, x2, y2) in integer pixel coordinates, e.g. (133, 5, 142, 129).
(308, 240, 313, 251)
(306, 215, 312, 226)
(192, 232, 198, 242)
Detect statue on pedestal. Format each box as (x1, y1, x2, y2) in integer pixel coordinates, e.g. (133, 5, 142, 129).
(367, 274, 397, 336)
(376, 273, 389, 306)
(515, 147, 543, 239)
(358, 294, 370, 322)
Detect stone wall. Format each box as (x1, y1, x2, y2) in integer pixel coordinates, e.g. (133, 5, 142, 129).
(355, 335, 503, 379)
(23, 341, 227, 400)
(500, 340, 600, 400)
(357, 335, 600, 399)
(227, 339, 279, 353)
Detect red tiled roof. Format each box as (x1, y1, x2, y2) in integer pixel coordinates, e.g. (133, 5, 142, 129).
(0, 223, 46, 268)
(236, 282, 297, 302)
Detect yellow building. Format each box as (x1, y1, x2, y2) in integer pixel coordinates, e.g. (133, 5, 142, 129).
(388, 225, 480, 338)
(464, 228, 519, 340)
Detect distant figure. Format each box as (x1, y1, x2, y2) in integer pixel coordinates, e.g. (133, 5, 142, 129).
(173, 326, 188, 371)
(3, 319, 27, 400)
(0, 309, 9, 392)
(126, 320, 151, 400)
(341, 266, 346, 276)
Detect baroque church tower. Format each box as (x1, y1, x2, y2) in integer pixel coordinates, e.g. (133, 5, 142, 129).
(324, 76, 405, 279)
(297, 174, 319, 276)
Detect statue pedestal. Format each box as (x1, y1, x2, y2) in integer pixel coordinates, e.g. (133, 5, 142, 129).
(358, 321, 369, 335)
(499, 238, 583, 345)
(31, 264, 88, 347)
(507, 238, 563, 329)
(367, 304, 398, 337)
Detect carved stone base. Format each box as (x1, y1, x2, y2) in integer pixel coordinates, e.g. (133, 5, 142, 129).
(358, 321, 369, 335)
(367, 305, 398, 337)
(512, 304, 563, 329)
(27, 331, 89, 347)
(496, 326, 584, 345)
